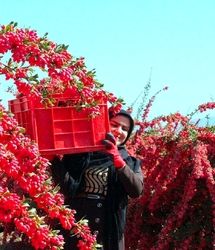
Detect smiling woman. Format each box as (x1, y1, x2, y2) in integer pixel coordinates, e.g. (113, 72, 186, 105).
(51, 108, 143, 250)
(109, 116, 130, 145)
(109, 109, 134, 145)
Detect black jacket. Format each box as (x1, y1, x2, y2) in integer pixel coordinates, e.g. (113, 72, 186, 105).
(51, 146, 143, 250)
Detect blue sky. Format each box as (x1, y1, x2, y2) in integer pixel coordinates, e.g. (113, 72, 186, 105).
(1, 0, 215, 121)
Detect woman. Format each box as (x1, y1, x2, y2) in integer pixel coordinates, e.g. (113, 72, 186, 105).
(51, 109, 144, 250)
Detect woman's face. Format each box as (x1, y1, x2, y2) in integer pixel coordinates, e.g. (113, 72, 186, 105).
(110, 115, 130, 145)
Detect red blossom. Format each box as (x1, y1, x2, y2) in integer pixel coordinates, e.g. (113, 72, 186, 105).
(126, 111, 215, 249)
(0, 22, 123, 114)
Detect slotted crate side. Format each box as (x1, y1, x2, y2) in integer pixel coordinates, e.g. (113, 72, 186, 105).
(34, 108, 56, 150)
(8, 97, 35, 139)
(92, 104, 110, 143)
(9, 96, 110, 155)
(9, 96, 33, 112)
(51, 106, 92, 149)
(20, 110, 35, 140)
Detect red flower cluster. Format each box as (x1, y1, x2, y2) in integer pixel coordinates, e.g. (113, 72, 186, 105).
(125, 110, 215, 249)
(0, 22, 123, 114)
(198, 102, 215, 112)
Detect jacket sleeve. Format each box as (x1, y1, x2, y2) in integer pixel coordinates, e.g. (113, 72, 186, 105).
(50, 153, 89, 198)
(50, 156, 76, 197)
(116, 158, 143, 198)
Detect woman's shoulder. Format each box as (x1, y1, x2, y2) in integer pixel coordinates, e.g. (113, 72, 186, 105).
(118, 146, 141, 169)
(118, 146, 132, 159)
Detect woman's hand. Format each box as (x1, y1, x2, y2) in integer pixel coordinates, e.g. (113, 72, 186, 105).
(103, 133, 126, 169)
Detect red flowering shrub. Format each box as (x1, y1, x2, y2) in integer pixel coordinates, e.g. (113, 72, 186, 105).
(0, 22, 123, 114)
(0, 22, 124, 249)
(125, 103, 215, 249)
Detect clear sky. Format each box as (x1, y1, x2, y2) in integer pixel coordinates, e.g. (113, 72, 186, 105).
(0, 0, 215, 120)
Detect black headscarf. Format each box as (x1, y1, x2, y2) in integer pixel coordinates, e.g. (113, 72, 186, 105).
(109, 109, 134, 145)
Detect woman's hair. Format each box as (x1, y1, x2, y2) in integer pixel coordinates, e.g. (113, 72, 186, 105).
(109, 109, 134, 145)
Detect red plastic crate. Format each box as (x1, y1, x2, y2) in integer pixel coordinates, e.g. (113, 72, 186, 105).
(8, 95, 110, 155)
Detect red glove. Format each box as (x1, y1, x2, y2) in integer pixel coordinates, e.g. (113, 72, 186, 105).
(103, 133, 126, 169)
